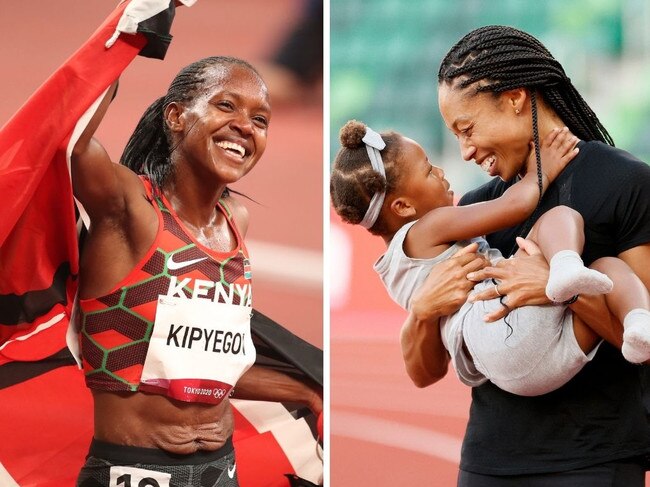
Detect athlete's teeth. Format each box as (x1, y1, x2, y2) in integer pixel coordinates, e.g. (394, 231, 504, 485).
(481, 156, 495, 171)
(216, 141, 245, 158)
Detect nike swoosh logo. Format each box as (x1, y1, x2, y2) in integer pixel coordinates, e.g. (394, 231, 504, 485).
(227, 463, 236, 479)
(167, 254, 208, 271)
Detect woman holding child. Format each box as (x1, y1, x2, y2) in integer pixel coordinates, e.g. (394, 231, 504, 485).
(414, 25, 650, 486)
(335, 25, 650, 486)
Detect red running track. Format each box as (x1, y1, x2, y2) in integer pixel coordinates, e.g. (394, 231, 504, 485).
(330, 217, 470, 486)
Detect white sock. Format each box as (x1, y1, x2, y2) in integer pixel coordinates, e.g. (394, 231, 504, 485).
(622, 308, 650, 364)
(545, 250, 613, 303)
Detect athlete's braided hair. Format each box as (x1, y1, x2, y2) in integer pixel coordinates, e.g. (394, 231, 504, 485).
(120, 56, 262, 189)
(438, 26, 613, 252)
(330, 120, 404, 236)
(438, 25, 613, 146)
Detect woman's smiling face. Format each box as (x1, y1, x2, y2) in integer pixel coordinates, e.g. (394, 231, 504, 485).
(171, 63, 271, 184)
(438, 82, 532, 182)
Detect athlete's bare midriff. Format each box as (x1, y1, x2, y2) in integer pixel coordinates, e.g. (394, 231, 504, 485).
(92, 390, 234, 455)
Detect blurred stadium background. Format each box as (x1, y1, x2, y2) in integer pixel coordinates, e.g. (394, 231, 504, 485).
(329, 1, 650, 485)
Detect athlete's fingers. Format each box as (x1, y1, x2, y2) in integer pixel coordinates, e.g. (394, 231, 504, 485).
(454, 241, 479, 256)
(463, 255, 489, 274)
(451, 243, 489, 271)
(466, 265, 508, 283)
(411, 244, 487, 319)
(454, 252, 484, 269)
(483, 304, 510, 323)
(468, 283, 500, 303)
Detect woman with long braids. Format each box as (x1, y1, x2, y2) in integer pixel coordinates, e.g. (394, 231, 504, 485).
(71, 57, 321, 486)
(400, 25, 650, 485)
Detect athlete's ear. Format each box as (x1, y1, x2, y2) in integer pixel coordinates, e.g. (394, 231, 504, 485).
(164, 102, 186, 133)
(391, 197, 416, 219)
(501, 87, 527, 115)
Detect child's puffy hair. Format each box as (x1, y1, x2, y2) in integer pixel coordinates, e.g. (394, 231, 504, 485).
(330, 120, 402, 235)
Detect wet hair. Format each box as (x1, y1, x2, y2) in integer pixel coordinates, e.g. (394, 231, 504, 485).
(330, 120, 404, 236)
(438, 25, 613, 253)
(120, 56, 263, 190)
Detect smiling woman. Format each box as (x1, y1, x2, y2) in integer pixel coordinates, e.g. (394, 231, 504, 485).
(119, 57, 270, 189)
(437, 86, 535, 181)
(401, 24, 650, 487)
(67, 50, 320, 487)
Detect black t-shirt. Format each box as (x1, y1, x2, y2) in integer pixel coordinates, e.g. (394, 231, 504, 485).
(458, 141, 650, 475)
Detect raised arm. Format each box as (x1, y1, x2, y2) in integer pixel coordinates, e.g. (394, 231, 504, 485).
(71, 80, 140, 220)
(407, 128, 578, 253)
(400, 244, 488, 386)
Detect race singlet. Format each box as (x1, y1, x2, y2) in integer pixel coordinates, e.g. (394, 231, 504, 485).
(139, 296, 256, 404)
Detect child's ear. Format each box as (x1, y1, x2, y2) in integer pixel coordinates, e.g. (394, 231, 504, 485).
(390, 197, 416, 219)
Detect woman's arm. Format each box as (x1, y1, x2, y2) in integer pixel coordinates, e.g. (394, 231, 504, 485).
(71, 80, 139, 220)
(232, 365, 323, 415)
(408, 129, 578, 254)
(400, 244, 488, 386)
(565, 245, 650, 349)
(619, 243, 650, 290)
(400, 314, 449, 388)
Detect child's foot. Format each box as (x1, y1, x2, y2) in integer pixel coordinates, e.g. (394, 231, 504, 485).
(546, 250, 613, 303)
(622, 309, 650, 364)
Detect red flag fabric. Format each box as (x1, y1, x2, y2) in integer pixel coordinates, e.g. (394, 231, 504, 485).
(0, 1, 145, 363)
(0, 2, 322, 485)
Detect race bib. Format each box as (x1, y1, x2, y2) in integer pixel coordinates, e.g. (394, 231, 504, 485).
(140, 296, 255, 403)
(109, 466, 171, 487)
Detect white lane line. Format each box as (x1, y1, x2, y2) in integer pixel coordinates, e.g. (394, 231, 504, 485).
(247, 240, 322, 290)
(332, 411, 462, 463)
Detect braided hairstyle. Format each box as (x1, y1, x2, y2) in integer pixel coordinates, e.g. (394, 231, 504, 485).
(438, 25, 613, 146)
(330, 120, 404, 236)
(438, 25, 613, 251)
(120, 56, 262, 189)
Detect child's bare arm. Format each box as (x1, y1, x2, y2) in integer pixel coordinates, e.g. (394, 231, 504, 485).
(407, 128, 578, 255)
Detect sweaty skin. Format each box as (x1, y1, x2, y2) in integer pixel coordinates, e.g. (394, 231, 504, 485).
(73, 66, 320, 453)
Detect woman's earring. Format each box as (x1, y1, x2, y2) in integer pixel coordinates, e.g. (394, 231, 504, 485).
(515, 109, 520, 114)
